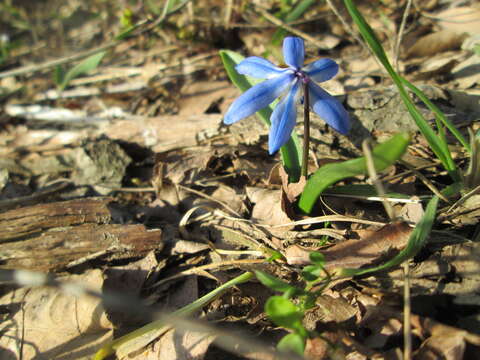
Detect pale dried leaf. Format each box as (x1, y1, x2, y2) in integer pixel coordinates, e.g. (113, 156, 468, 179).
(434, 6, 480, 36)
(0, 270, 112, 360)
(406, 30, 467, 59)
(246, 187, 292, 230)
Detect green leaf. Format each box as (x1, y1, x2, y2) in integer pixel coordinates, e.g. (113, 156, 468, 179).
(53, 65, 65, 86)
(265, 296, 307, 336)
(309, 251, 325, 266)
(299, 132, 410, 213)
(59, 51, 106, 91)
(301, 265, 323, 282)
(343, 0, 460, 182)
(255, 270, 302, 295)
(219, 50, 302, 181)
(339, 196, 439, 277)
(325, 184, 413, 200)
(277, 332, 306, 356)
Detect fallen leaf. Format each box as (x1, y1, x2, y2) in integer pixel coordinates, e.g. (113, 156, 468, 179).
(0, 270, 112, 360)
(246, 187, 292, 230)
(434, 6, 480, 36)
(285, 222, 412, 267)
(406, 30, 467, 59)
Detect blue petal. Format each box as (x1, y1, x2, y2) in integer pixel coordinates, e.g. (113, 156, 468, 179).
(283, 37, 304, 69)
(303, 58, 339, 82)
(236, 56, 289, 79)
(224, 73, 294, 125)
(268, 81, 300, 154)
(308, 81, 350, 134)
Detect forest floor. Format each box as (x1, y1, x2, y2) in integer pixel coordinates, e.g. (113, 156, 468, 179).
(0, 1, 480, 359)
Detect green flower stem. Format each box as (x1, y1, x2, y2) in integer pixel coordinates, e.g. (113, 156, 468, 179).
(302, 82, 310, 178)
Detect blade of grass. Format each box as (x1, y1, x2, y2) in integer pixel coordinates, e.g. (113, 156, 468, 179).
(400, 78, 471, 152)
(298, 132, 410, 213)
(343, 0, 460, 183)
(338, 195, 438, 277)
(220, 50, 302, 181)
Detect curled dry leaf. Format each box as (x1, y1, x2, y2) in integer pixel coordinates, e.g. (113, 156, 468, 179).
(285, 222, 412, 267)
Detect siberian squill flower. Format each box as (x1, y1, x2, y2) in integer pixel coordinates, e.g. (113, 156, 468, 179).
(224, 36, 350, 154)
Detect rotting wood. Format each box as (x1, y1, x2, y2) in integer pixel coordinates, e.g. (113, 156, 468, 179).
(0, 197, 162, 271)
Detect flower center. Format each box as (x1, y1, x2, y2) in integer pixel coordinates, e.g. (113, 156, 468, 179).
(295, 70, 309, 84)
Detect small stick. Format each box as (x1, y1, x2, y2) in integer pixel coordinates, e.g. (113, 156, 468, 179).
(362, 139, 395, 220)
(403, 261, 412, 360)
(302, 81, 310, 178)
(394, 0, 413, 71)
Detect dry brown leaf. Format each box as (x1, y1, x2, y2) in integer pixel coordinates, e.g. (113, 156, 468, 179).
(284, 222, 412, 267)
(415, 327, 466, 360)
(246, 187, 292, 230)
(434, 6, 480, 36)
(0, 270, 112, 360)
(103, 114, 223, 153)
(405, 30, 467, 59)
(452, 54, 480, 89)
(178, 80, 236, 116)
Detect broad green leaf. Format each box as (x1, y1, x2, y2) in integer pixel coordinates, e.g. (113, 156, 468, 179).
(219, 50, 302, 181)
(343, 0, 460, 183)
(265, 296, 307, 336)
(299, 132, 410, 213)
(59, 51, 106, 91)
(271, 0, 316, 45)
(339, 196, 438, 277)
(277, 332, 306, 356)
(255, 270, 302, 295)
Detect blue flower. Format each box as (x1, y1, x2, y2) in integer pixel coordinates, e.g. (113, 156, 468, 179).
(224, 36, 350, 155)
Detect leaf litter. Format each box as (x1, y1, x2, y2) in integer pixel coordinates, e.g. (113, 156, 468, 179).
(0, 0, 480, 359)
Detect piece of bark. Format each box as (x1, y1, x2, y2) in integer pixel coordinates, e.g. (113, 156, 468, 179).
(0, 197, 112, 242)
(0, 198, 162, 271)
(0, 223, 162, 271)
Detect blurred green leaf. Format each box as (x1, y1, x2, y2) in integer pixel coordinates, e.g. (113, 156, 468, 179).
(339, 196, 438, 277)
(309, 251, 325, 266)
(265, 296, 307, 336)
(53, 65, 65, 86)
(58, 51, 106, 91)
(301, 265, 323, 282)
(255, 270, 302, 295)
(299, 132, 410, 213)
(277, 332, 306, 356)
(219, 49, 302, 181)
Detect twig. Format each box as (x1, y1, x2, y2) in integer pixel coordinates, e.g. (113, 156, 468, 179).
(362, 139, 396, 220)
(0, 39, 122, 79)
(403, 262, 412, 360)
(325, 0, 386, 74)
(255, 7, 331, 49)
(398, 159, 450, 203)
(324, 0, 369, 53)
(394, 0, 413, 71)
